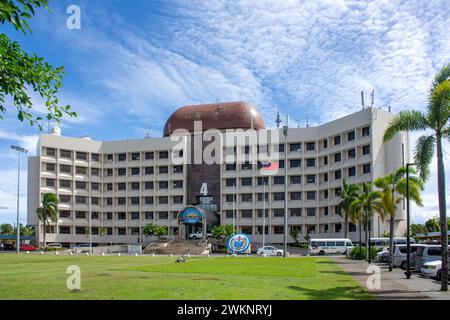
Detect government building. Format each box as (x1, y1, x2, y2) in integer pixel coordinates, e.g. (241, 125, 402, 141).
(27, 102, 409, 248)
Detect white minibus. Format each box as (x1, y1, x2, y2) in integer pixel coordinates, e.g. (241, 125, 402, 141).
(308, 239, 354, 255)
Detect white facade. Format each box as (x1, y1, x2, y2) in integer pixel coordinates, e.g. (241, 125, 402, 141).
(27, 106, 408, 247)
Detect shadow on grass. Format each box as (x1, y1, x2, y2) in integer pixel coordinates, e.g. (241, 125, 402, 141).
(286, 285, 371, 300)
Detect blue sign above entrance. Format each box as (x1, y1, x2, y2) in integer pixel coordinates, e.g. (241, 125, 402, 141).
(180, 206, 203, 224)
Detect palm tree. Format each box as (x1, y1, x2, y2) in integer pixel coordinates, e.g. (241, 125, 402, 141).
(338, 179, 360, 239)
(36, 193, 59, 248)
(383, 63, 449, 290)
(374, 166, 423, 271)
(350, 182, 382, 261)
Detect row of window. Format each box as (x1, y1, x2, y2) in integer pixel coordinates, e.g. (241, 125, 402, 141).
(223, 206, 340, 218)
(45, 149, 172, 162)
(57, 195, 184, 205)
(224, 189, 345, 202)
(45, 179, 183, 190)
(59, 210, 177, 221)
(44, 163, 184, 175)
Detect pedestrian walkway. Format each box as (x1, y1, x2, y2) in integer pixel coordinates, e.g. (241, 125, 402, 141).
(332, 256, 450, 300)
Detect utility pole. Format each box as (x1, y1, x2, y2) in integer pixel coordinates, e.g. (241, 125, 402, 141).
(11, 145, 28, 254)
(283, 115, 289, 257)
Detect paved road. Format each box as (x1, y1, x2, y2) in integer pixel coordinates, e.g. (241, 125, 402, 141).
(332, 256, 450, 300)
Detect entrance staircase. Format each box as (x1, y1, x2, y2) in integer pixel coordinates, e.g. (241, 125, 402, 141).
(143, 240, 211, 255)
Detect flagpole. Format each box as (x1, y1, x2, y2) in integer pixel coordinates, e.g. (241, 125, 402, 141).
(263, 180, 266, 247)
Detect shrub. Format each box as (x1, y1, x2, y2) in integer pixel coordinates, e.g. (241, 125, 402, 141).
(350, 247, 378, 260)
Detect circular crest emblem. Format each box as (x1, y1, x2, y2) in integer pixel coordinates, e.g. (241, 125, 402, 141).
(227, 233, 251, 254)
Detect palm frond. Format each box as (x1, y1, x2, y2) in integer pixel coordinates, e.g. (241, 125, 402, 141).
(428, 80, 450, 130)
(383, 110, 429, 142)
(431, 63, 450, 89)
(413, 134, 436, 182)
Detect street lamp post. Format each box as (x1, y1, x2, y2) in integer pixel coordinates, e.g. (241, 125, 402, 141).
(11, 145, 28, 254)
(405, 162, 416, 279)
(283, 115, 289, 258)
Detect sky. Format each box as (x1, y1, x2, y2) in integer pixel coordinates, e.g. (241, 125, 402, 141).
(0, 0, 449, 225)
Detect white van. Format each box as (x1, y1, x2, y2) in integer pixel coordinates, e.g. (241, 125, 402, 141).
(308, 239, 354, 255)
(370, 237, 416, 250)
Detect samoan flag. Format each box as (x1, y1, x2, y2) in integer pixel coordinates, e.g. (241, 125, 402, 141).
(260, 161, 279, 175)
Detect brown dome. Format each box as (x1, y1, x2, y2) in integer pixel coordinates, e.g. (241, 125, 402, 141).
(163, 101, 266, 136)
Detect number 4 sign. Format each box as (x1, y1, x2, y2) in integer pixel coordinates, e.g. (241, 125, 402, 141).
(200, 183, 208, 196)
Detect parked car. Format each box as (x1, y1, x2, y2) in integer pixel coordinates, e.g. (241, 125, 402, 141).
(257, 246, 283, 256)
(188, 231, 212, 240)
(308, 239, 353, 255)
(412, 245, 450, 271)
(421, 260, 450, 281)
(46, 243, 62, 249)
(369, 237, 416, 250)
(376, 250, 389, 263)
(393, 244, 422, 269)
(73, 243, 91, 253)
(20, 243, 38, 251)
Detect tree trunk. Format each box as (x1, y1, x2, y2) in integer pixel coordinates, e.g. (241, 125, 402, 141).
(359, 220, 362, 247)
(389, 215, 394, 271)
(344, 214, 348, 239)
(43, 219, 46, 249)
(365, 214, 369, 261)
(436, 134, 448, 291)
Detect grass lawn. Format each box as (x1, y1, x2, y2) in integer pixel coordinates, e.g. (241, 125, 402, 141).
(0, 254, 372, 300)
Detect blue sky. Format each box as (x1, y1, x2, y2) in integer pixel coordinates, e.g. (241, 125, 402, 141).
(0, 0, 449, 225)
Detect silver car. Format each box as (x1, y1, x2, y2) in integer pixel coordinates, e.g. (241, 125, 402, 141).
(392, 244, 422, 269)
(412, 245, 450, 271)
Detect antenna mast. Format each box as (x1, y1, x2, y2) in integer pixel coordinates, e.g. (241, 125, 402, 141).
(275, 108, 282, 128)
(370, 90, 374, 108)
(361, 91, 365, 110)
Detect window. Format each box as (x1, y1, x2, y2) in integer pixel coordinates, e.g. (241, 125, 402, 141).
(335, 223, 342, 233)
(225, 210, 234, 219)
(117, 182, 126, 191)
(273, 176, 285, 185)
(131, 182, 140, 190)
(362, 144, 370, 155)
(75, 181, 86, 189)
(278, 144, 285, 152)
(273, 193, 284, 201)
(241, 210, 252, 218)
(306, 142, 315, 151)
(274, 226, 284, 234)
(306, 158, 315, 167)
(334, 153, 341, 162)
(131, 212, 140, 220)
(290, 208, 302, 216)
(144, 212, 154, 220)
(76, 152, 87, 160)
(91, 167, 100, 176)
(158, 212, 168, 219)
(158, 196, 168, 205)
(306, 208, 316, 217)
(241, 226, 252, 234)
(75, 227, 86, 235)
(59, 226, 71, 234)
(159, 181, 168, 189)
(159, 151, 168, 159)
(334, 135, 341, 145)
(323, 156, 328, 166)
(106, 168, 113, 177)
(323, 139, 328, 149)
(173, 196, 183, 204)
(257, 177, 269, 185)
(45, 163, 55, 172)
(257, 209, 269, 217)
(347, 131, 355, 141)
(226, 163, 236, 171)
(348, 167, 356, 177)
(226, 178, 236, 187)
(257, 193, 269, 201)
(324, 207, 329, 216)
(90, 182, 99, 191)
(118, 153, 126, 161)
(159, 166, 168, 174)
(290, 192, 302, 201)
(106, 154, 113, 161)
(241, 162, 252, 170)
(173, 165, 183, 173)
(131, 152, 140, 161)
(290, 175, 301, 184)
(306, 191, 316, 200)
(117, 212, 126, 220)
(273, 209, 284, 217)
(306, 175, 316, 184)
(60, 210, 70, 218)
(105, 198, 112, 206)
(75, 211, 86, 219)
(91, 153, 100, 162)
(225, 194, 236, 202)
(131, 167, 140, 175)
(173, 181, 183, 189)
(60, 149, 72, 159)
(349, 223, 356, 232)
(241, 194, 252, 202)
(75, 196, 87, 204)
(145, 181, 154, 190)
(144, 197, 154, 205)
(118, 168, 126, 176)
(60, 164, 71, 174)
(117, 228, 126, 235)
(46, 148, 56, 157)
(76, 166, 87, 175)
(363, 164, 371, 174)
(348, 149, 356, 159)
(91, 212, 99, 219)
(289, 143, 301, 152)
(145, 152, 154, 160)
(241, 177, 252, 186)
(362, 126, 370, 137)
(334, 170, 342, 180)
(324, 190, 328, 199)
(144, 166, 154, 175)
(323, 173, 328, 182)
(60, 179, 72, 188)
(290, 159, 301, 168)
(46, 178, 55, 187)
(117, 197, 126, 205)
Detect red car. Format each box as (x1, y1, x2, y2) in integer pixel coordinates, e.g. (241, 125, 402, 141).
(20, 243, 38, 251)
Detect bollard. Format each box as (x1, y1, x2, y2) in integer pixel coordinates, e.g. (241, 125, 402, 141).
(55, 251, 59, 255)
(102, 252, 105, 256)
(118, 253, 121, 256)
(26, 251, 29, 254)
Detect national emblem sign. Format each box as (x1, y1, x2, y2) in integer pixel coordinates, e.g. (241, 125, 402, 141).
(226, 233, 251, 254)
